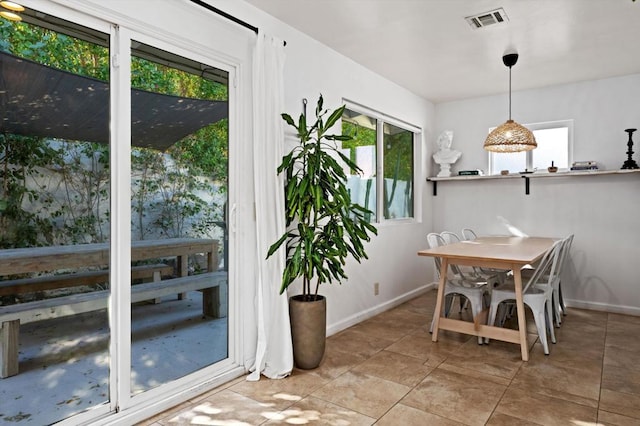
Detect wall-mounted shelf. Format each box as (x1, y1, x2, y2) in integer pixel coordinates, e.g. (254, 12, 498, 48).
(426, 169, 640, 196)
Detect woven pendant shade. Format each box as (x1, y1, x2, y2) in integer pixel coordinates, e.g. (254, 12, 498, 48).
(484, 119, 537, 152)
(483, 52, 537, 153)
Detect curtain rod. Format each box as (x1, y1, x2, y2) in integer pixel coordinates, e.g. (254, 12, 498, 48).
(190, 0, 286, 45)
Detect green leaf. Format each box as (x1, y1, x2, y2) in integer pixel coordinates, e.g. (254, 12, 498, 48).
(281, 113, 295, 127)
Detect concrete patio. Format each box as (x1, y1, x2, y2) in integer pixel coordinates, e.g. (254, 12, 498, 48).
(0, 292, 228, 425)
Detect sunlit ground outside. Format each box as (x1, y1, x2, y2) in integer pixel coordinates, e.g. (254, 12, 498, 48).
(0, 292, 227, 425)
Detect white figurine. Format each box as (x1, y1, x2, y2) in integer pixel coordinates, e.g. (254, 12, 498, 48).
(433, 130, 461, 177)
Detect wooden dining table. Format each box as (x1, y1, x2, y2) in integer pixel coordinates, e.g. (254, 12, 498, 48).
(418, 236, 557, 361)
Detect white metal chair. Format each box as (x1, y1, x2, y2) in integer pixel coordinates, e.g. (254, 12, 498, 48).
(486, 239, 562, 354)
(461, 227, 478, 241)
(521, 234, 573, 327)
(428, 232, 490, 344)
(460, 228, 509, 283)
(554, 234, 574, 322)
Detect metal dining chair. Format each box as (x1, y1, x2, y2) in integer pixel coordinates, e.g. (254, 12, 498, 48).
(521, 234, 574, 327)
(458, 229, 509, 284)
(428, 232, 491, 344)
(486, 239, 562, 354)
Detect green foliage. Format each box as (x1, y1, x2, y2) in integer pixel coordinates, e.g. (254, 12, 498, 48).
(0, 14, 229, 250)
(267, 96, 377, 298)
(0, 134, 58, 248)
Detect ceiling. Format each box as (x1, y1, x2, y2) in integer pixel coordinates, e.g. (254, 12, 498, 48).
(244, 0, 640, 103)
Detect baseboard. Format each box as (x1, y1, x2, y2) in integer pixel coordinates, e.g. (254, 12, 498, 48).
(326, 283, 436, 337)
(565, 299, 640, 317)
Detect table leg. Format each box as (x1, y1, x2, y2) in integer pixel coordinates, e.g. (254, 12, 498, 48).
(177, 254, 188, 300)
(431, 259, 449, 342)
(513, 267, 529, 361)
(1, 320, 19, 378)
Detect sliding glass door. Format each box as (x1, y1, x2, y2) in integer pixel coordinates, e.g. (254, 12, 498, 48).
(128, 40, 229, 395)
(0, 3, 237, 424)
(0, 6, 113, 424)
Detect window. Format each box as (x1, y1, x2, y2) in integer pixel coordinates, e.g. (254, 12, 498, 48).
(489, 120, 573, 175)
(341, 105, 417, 222)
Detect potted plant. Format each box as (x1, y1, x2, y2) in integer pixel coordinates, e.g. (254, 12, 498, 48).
(267, 95, 377, 369)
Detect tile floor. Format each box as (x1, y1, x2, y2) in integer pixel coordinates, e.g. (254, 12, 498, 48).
(139, 290, 640, 425)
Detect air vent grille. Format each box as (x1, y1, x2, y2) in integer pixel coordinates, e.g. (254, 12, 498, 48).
(465, 8, 509, 29)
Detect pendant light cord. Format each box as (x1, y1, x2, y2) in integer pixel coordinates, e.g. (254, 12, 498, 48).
(508, 65, 512, 121)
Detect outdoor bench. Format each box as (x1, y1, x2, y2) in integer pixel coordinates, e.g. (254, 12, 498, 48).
(0, 263, 174, 297)
(0, 271, 227, 378)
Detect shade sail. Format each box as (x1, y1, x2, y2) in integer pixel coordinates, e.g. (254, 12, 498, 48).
(0, 51, 227, 151)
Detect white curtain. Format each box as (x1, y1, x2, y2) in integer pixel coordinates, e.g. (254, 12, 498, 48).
(247, 32, 293, 381)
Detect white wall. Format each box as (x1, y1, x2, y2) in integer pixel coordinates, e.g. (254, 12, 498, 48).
(433, 74, 640, 315)
(219, 1, 437, 334)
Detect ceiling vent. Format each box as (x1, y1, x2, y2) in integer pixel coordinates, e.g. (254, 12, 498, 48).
(465, 8, 509, 29)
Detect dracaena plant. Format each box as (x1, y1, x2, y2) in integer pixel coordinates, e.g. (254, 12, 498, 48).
(267, 95, 377, 301)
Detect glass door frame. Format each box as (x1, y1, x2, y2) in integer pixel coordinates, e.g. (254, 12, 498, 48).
(19, 1, 250, 423)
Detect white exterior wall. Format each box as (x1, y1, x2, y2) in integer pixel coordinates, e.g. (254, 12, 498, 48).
(434, 74, 640, 315)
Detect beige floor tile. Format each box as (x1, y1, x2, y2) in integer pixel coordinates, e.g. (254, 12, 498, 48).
(370, 305, 431, 329)
(386, 332, 468, 366)
(229, 370, 328, 411)
(326, 328, 396, 358)
(598, 409, 640, 426)
(599, 388, 640, 420)
(264, 396, 376, 425)
(511, 351, 601, 402)
(440, 341, 524, 381)
(605, 323, 640, 353)
(138, 401, 195, 425)
(485, 411, 540, 425)
(495, 388, 597, 426)
(604, 345, 640, 372)
(607, 312, 640, 326)
(437, 362, 511, 387)
(602, 364, 640, 396)
(401, 367, 507, 426)
(535, 336, 604, 362)
(157, 389, 270, 425)
(349, 316, 421, 342)
(376, 404, 464, 425)
(313, 340, 369, 380)
(565, 308, 609, 326)
(351, 349, 435, 387)
(394, 293, 435, 316)
(311, 370, 411, 418)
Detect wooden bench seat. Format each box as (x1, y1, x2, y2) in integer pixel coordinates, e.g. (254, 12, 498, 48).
(0, 264, 174, 297)
(0, 271, 227, 378)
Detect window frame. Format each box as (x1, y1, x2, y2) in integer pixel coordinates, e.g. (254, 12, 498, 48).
(342, 99, 421, 225)
(488, 119, 574, 175)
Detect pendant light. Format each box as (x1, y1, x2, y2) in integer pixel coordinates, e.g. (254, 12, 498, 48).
(483, 53, 537, 152)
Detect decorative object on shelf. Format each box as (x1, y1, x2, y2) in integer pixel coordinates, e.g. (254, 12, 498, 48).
(458, 169, 483, 176)
(571, 160, 599, 171)
(433, 130, 461, 177)
(484, 52, 537, 153)
(547, 161, 558, 173)
(501, 170, 509, 175)
(621, 128, 639, 170)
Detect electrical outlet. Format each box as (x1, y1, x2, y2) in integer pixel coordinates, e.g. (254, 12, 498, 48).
(374, 282, 380, 296)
